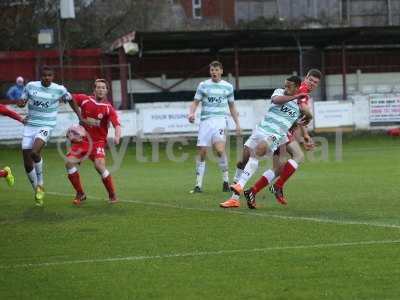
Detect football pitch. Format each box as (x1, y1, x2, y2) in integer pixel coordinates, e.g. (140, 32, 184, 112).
(0, 134, 399, 299)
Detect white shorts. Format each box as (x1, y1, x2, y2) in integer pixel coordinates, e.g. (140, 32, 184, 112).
(22, 126, 52, 150)
(244, 127, 282, 156)
(197, 117, 227, 147)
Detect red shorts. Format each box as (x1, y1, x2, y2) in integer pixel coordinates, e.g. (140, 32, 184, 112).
(67, 140, 106, 161)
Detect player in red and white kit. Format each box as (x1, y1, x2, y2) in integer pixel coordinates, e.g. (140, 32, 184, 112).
(65, 79, 121, 205)
(244, 69, 322, 208)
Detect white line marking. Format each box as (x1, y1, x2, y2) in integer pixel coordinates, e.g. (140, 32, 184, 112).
(1, 239, 400, 269)
(45, 191, 400, 230)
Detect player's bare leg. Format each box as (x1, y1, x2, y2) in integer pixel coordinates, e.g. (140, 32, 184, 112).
(191, 146, 207, 193)
(270, 141, 304, 205)
(220, 146, 250, 208)
(213, 141, 229, 192)
(94, 158, 117, 204)
(65, 157, 86, 205)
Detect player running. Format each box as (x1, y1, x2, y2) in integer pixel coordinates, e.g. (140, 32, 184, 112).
(188, 61, 241, 193)
(65, 79, 121, 205)
(220, 69, 320, 208)
(0, 167, 15, 187)
(19, 66, 84, 206)
(244, 69, 321, 207)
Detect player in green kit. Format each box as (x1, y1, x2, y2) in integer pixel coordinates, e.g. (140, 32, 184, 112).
(188, 61, 241, 193)
(227, 75, 312, 208)
(19, 66, 84, 206)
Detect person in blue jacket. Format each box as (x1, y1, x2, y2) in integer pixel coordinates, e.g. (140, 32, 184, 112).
(6, 76, 25, 100)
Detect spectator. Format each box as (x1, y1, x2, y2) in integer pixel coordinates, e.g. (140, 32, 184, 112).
(6, 76, 25, 100)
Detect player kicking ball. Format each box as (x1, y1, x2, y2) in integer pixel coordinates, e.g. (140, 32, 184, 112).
(0, 167, 15, 187)
(188, 61, 241, 193)
(19, 66, 84, 206)
(65, 79, 121, 205)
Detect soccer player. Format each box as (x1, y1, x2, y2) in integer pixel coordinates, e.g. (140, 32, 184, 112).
(65, 79, 121, 205)
(245, 69, 322, 207)
(0, 167, 14, 187)
(188, 61, 241, 193)
(220, 75, 310, 208)
(220, 69, 320, 208)
(19, 66, 84, 206)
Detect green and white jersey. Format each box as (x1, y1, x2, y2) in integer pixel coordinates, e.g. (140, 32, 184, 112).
(259, 88, 301, 138)
(21, 81, 70, 128)
(194, 79, 234, 121)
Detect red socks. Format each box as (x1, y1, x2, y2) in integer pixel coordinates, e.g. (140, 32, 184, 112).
(102, 175, 115, 198)
(0, 104, 24, 123)
(274, 159, 298, 189)
(68, 171, 84, 194)
(0, 169, 7, 177)
(251, 176, 269, 195)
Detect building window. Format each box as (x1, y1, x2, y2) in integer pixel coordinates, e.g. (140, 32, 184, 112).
(192, 0, 202, 19)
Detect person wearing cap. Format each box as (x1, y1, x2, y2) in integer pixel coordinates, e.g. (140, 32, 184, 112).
(6, 76, 25, 101)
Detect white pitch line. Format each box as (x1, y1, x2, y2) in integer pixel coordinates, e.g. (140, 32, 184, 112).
(46, 191, 400, 230)
(1, 239, 400, 269)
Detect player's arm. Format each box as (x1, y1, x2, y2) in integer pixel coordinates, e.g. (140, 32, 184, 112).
(188, 82, 204, 123)
(109, 107, 121, 145)
(63, 93, 86, 125)
(228, 102, 241, 136)
(299, 102, 313, 125)
(188, 100, 200, 123)
(272, 92, 308, 105)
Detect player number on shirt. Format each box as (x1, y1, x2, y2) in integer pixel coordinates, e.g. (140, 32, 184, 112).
(96, 147, 105, 155)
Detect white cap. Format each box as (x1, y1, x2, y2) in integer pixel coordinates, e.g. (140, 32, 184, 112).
(16, 76, 24, 83)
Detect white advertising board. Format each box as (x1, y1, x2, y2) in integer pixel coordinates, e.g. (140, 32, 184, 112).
(369, 94, 400, 124)
(313, 101, 353, 128)
(141, 104, 255, 135)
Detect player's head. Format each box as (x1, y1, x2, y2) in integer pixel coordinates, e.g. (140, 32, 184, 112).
(40, 66, 54, 87)
(209, 61, 223, 82)
(304, 69, 322, 91)
(93, 78, 109, 100)
(284, 75, 302, 95)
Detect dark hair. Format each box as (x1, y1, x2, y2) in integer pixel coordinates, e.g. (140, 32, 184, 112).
(40, 65, 53, 75)
(286, 75, 302, 87)
(94, 78, 110, 89)
(307, 69, 322, 79)
(209, 60, 223, 69)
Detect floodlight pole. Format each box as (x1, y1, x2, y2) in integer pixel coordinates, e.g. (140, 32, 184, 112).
(57, 5, 64, 83)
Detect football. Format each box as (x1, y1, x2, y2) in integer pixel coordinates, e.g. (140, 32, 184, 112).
(66, 124, 86, 143)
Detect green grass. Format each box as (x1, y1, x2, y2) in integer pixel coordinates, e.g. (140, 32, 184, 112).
(0, 134, 400, 299)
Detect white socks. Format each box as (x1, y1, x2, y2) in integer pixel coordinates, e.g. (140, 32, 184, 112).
(195, 160, 205, 188)
(218, 154, 229, 182)
(101, 169, 110, 179)
(238, 157, 259, 188)
(233, 167, 243, 183)
(34, 158, 43, 186)
(26, 169, 37, 190)
(263, 169, 276, 183)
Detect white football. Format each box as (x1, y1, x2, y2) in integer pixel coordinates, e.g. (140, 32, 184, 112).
(66, 124, 86, 143)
